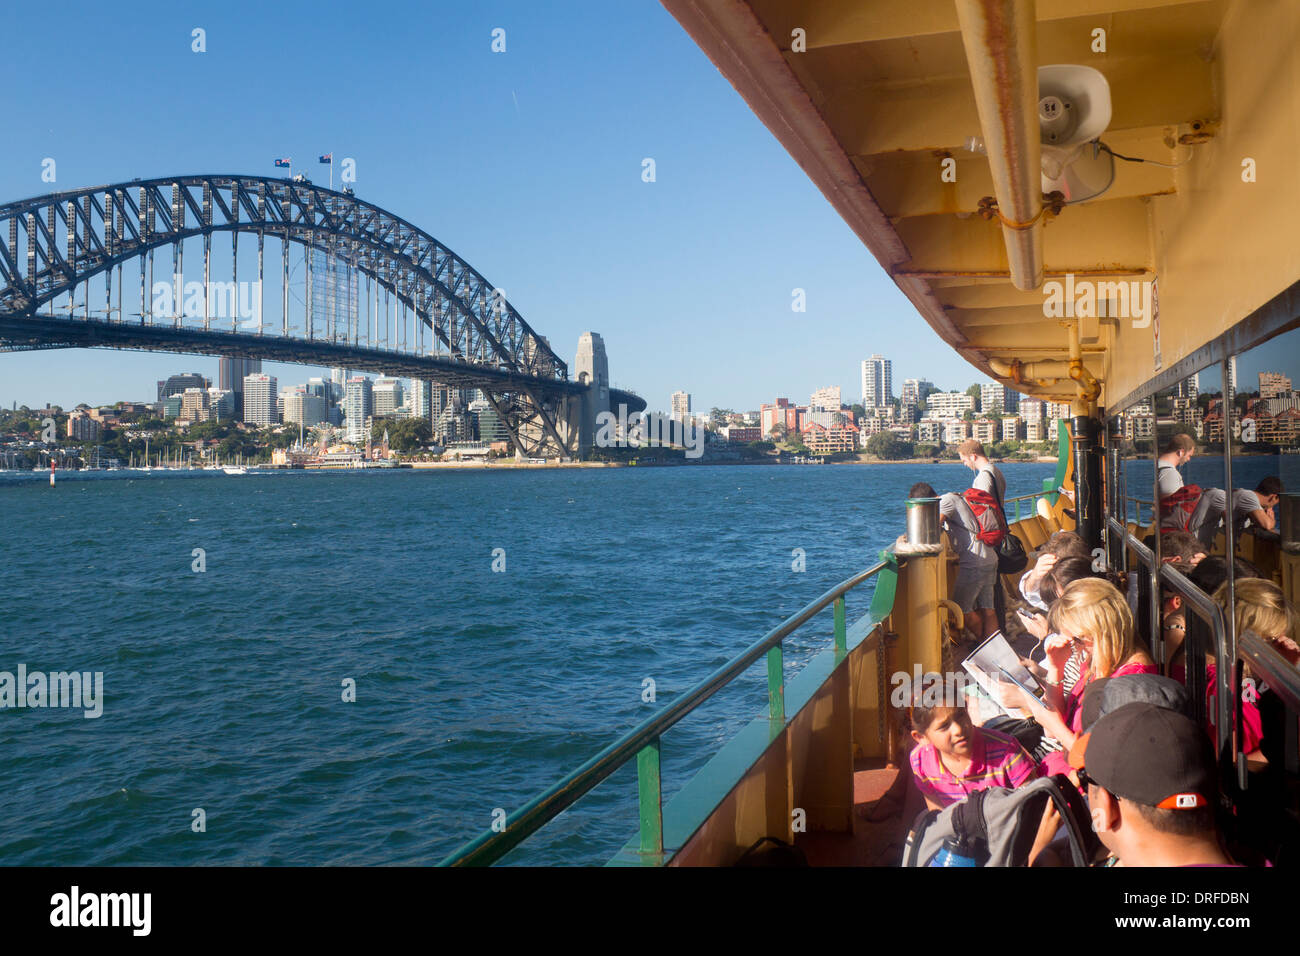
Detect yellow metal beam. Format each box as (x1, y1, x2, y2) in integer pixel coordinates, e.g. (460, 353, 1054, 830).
(754, 0, 1217, 49)
(893, 196, 1152, 274)
(817, 53, 1214, 155)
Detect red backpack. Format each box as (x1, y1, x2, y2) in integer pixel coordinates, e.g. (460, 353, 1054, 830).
(962, 488, 1006, 546)
(1160, 484, 1202, 532)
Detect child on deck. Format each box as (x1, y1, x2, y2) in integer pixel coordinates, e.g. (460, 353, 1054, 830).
(908, 702, 1038, 811)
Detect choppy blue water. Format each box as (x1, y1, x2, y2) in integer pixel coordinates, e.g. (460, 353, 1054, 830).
(0, 457, 1287, 865)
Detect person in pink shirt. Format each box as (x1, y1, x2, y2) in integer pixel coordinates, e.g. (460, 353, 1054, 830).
(908, 703, 1038, 810)
(997, 577, 1156, 779)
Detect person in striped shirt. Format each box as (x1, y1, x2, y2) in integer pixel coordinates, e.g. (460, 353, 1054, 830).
(908, 703, 1039, 810)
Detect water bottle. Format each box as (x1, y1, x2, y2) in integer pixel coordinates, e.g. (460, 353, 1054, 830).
(930, 838, 978, 867)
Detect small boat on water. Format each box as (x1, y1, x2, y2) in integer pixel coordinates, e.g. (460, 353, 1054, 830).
(222, 466, 248, 475)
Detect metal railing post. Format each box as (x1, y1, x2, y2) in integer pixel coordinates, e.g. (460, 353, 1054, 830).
(767, 644, 785, 721)
(637, 739, 663, 855)
(834, 597, 846, 657)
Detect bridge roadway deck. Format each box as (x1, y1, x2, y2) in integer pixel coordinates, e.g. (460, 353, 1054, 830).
(0, 312, 645, 411)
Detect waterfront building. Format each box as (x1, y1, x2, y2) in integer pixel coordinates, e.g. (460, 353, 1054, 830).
(671, 391, 692, 422)
(978, 383, 1003, 415)
(971, 419, 997, 445)
(922, 391, 974, 420)
(720, 425, 761, 443)
(284, 385, 329, 427)
(1265, 393, 1300, 415)
(469, 398, 511, 445)
(1171, 396, 1205, 438)
(243, 373, 278, 426)
(1260, 372, 1292, 399)
(1001, 416, 1021, 441)
(802, 421, 858, 455)
(1174, 373, 1199, 402)
(1019, 398, 1044, 424)
(916, 420, 942, 445)
(760, 398, 803, 437)
(66, 410, 100, 441)
(943, 419, 970, 443)
(373, 378, 404, 418)
(162, 395, 183, 419)
(435, 394, 474, 443)
(1122, 401, 1156, 442)
(344, 376, 373, 442)
(861, 354, 893, 408)
(1025, 418, 1046, 443)
(410, 380, 433, 424)
(180, 387, 211, 423)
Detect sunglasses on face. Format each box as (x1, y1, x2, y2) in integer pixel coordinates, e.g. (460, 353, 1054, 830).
(1077, 768, 1102, 791)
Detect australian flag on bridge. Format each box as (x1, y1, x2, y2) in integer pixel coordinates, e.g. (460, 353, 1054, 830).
(319, 153, 332, 164)
(274, 158, 291, 168)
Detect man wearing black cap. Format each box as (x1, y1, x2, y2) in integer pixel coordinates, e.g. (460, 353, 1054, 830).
(1069, 702, 1234, 866)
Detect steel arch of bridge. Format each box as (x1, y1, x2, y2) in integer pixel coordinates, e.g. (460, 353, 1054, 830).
(0, 174, 585, 456)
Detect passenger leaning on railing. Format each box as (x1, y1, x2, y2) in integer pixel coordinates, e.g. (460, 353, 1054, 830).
(996, 578, 1157, 780)
(908, 481, 999, 642)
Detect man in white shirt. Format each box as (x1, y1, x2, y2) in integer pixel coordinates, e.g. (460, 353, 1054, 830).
(958, 439, 1006, 503)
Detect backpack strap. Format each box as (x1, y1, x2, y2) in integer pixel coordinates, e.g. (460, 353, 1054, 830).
(1042, 775, 1093, 867)
(904, 807, 940, 867)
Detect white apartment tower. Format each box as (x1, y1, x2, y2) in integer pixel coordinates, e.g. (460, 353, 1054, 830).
(861, 355, 892, 408)
(671, 391, 692, 422)
(242, 373, 278, 425)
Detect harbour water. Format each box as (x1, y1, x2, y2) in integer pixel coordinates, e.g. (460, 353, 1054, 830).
(0, 458, 1288, 865)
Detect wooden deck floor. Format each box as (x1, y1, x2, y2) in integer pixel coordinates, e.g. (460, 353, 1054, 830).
(795, 762, 925, 866)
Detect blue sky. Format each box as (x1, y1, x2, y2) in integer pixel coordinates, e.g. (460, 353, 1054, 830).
(0, 0, 1291, 412)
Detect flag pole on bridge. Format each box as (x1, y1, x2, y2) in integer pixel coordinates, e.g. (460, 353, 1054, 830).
(320, 152, 333, 190)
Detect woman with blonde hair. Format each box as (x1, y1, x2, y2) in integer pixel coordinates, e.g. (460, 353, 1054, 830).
(1001, 577, 1157, 777)
(1203, 577, 1298, 755)
(1217, 577, 1297, 662)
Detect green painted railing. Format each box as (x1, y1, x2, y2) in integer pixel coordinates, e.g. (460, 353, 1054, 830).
(438, 555, 899, 867)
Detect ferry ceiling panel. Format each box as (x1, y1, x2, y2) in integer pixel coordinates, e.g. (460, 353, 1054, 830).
(664, 0, 1300, 411)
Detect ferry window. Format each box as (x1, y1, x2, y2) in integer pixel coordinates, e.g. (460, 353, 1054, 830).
(1225, 326, 1299, 556)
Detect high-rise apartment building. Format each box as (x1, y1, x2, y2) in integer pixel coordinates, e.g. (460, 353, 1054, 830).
(901, 379, 935, 406)
(372, 378, 405, 418)
(219, 358, 262, 417)
(861, 355, 893, 407)
(344, 376, 373, 442)
(409, 380, 433, 424)
(283, 385, 329, 427)
(242, 374, 278, 425)
(671, 391, 692, 422)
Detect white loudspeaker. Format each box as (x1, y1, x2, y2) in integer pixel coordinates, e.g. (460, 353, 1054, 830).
(1039, 64, 1114, 203)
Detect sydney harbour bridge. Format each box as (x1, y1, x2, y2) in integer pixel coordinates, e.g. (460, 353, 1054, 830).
(0, 174, 643, 457)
